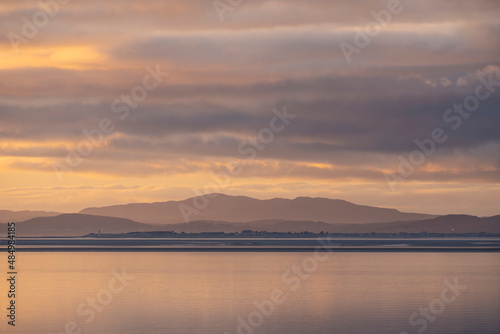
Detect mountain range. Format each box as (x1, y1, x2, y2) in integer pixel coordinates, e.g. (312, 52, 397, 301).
(79, 193, 435, 225)
(1, 194, 499, 237)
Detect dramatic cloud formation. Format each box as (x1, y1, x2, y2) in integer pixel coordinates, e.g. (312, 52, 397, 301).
(1, 0, 499, 215)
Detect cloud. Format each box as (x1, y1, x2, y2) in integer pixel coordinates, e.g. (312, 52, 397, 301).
(0, 0, 499, 214)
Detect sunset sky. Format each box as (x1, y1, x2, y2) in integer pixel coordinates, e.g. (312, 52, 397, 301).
(1, 0, 499, 215)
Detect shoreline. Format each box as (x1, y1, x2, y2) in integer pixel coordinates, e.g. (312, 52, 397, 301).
(3, 237, 500, 252)
(7, 247, 500, 252)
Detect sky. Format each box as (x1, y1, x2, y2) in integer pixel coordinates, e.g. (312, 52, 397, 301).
(0, 0, 499, 216)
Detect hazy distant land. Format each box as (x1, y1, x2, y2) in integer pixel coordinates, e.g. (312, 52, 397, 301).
(1, 194, 499, 238)
(79, 193, 436, 225)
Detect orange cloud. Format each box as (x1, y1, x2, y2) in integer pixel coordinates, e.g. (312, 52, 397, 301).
(1, 45, 107, 70)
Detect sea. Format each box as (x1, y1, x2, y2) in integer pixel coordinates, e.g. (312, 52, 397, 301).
(1, 250, 499, 333)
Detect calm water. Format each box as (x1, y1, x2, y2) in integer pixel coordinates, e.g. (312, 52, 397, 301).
(2, 252, 499, 334)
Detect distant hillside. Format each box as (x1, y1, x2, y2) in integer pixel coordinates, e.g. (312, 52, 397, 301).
(80, 193, 436, 225)
(13, 214, 152, 237)
(3, 213, 499, 237)
(158, 215, 500, 234)
(0, 210, 62, 224)
(362, 215, 500, 234)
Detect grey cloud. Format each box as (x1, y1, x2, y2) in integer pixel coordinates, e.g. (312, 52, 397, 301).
(1, 67, 499, 157)
(1, 0, 499, 187)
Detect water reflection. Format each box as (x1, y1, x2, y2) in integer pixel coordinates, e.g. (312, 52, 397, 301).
(2, 252, 499, 334)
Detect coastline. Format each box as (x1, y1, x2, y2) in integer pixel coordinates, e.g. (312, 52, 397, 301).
(3, 237, 500, 252)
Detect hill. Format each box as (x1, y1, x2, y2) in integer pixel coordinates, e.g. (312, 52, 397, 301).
(79, 193, 435, 225)
(12, 214, 152, 237)
(3, 214, 499, 237)
(155, 215, 500, 234)
(0, 210, 62, 224)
